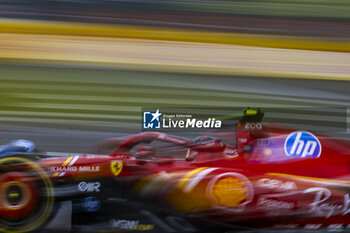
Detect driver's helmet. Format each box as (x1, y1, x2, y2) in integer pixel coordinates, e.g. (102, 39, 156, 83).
(0, 140, 36, 155)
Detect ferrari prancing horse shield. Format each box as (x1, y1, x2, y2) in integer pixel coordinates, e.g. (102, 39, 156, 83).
(111, 161, 123, 176)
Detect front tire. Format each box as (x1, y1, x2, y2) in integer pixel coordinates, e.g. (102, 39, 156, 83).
(0, 156, 54, 232)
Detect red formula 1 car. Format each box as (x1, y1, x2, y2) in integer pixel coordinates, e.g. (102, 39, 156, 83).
(2, 109, 350, 233)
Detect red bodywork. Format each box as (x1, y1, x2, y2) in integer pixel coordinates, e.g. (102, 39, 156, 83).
(39, 122, 350, 231)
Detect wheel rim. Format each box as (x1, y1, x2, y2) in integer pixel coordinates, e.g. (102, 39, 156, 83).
(0, 173, 37, 221)
(0, 157, 54, 233)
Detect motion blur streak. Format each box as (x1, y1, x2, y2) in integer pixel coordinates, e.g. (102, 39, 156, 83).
(0, 0, 349, 151)
(0, 33, 349, 80)
(0, 1, 350, 233)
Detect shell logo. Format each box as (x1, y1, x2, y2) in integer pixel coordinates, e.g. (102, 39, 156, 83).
(207, 172, 253, 209)
(211, 177, 248, 207)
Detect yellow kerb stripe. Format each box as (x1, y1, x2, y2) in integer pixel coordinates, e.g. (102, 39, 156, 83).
(62, 157, 73, 167)
(177, 167, 208, 189)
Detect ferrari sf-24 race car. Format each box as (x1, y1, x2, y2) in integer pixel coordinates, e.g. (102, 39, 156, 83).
(2, 109, 350, 233)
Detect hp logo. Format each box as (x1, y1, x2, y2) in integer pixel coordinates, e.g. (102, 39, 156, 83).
(284, 131, 321, 158)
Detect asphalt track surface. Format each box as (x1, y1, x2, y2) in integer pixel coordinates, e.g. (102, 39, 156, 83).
(0, 63, 349, 153)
